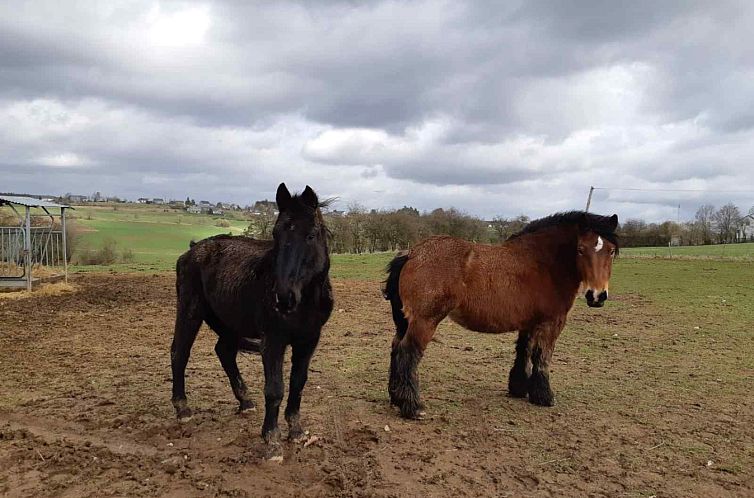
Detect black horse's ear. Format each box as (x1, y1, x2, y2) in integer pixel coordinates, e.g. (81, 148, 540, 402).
(608, 214, 619, 231)
(276, 183, 292, 211)
(300, 185, 319, 209)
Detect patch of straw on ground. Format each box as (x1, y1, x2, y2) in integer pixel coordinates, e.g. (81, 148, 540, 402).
(0, 281, 77, 300)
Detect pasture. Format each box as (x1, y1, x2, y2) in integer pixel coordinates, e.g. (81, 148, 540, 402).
(621, 242, 754, 260)
(71, 204, 248, 270)
(1, 253, 752, 497)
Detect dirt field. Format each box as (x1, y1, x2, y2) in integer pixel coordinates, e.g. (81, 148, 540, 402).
(1, 271, 752, 497)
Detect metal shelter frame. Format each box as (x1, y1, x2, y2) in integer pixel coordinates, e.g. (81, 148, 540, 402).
(0, 195, 71, 291)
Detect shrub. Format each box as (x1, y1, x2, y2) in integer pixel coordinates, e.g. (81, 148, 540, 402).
(121, 247, 135, 263)
(72, 238, 119, 265)
(216, 219, 231, 228)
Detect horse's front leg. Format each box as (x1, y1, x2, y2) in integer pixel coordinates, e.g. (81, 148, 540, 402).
(261, 338, 286, 459)
(285, 333, 320, 442)
(508, 329, 532, 398)
(528, 319, 565, 406)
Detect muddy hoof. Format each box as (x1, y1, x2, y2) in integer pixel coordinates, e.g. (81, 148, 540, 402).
(288, 428, 307, 443)
(264, 443, 283, 463)
(508, 384, 529, 398)
(399, 400, 425, 420)
(238, 399, 256, 413)
(528, 388, 555, 407)
(173, 400, 193, 422)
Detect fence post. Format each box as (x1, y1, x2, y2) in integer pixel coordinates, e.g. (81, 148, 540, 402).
(25, 206, 32, 291)
(62, 207, 68, 283)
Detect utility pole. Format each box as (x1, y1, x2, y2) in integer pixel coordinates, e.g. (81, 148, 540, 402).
(585, 186, 595, 212)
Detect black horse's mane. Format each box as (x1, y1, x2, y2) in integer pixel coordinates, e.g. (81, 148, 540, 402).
(508, 210, 619, 251)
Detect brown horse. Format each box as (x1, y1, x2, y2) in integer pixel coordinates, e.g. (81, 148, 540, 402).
(384, 211, 619, 419)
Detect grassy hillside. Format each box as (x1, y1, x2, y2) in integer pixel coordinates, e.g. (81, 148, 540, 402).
(71, 204, 249, 269)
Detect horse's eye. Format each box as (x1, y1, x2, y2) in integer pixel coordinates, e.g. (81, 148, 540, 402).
(577, 246, 585, 255)
(307, 233, 316, 240)
(610, 248, 616, 256)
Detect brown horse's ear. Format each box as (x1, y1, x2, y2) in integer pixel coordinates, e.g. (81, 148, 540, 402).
(276, 183, 292, 211)
(608, 214, 619, 231)
(300, 185, 319, 209)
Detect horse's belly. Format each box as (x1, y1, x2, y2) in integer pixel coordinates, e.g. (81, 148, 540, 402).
(448, 308, 516, 334)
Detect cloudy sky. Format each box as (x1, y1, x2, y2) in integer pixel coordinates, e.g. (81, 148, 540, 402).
(2, 1, 754, 221)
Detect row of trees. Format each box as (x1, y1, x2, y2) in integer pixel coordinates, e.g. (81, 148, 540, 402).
(243, 201, 754, 254)
(620, 203, 753, 247)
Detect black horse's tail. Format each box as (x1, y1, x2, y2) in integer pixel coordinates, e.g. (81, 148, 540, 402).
(384, 253, 409, 340)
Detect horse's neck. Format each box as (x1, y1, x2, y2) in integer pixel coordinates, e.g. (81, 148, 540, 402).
(509, 227, 581, 283)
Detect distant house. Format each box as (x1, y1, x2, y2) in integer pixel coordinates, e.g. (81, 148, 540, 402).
(152, 198, 165, 205)
(68, 194, 88, 203)
(737, 214, 754, 242)
(187, 205, 202, 214)
(199, 200, 212, 207)
(137, 197, 149, 204)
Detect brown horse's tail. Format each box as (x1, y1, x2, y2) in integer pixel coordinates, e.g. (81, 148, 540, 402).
(384, 253, 409, 339)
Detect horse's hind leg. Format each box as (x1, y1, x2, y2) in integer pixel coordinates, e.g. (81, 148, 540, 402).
(391, 318, 436, 419)
(214, 336, 254, 413)
(171, 313, 202, 421)
(508, 329, 532, 398)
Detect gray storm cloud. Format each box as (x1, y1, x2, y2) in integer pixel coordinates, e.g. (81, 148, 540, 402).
(1, 1, 753, 220)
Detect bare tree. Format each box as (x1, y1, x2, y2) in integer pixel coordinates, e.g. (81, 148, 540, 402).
(694, 204, 715, 244)
(347, 203, 367, 253)
(244, 204, 277, 239)
(490, 215, 530, 242)
(714, 203, 741, 244)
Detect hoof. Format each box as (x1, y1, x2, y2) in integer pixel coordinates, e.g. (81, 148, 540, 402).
(288, 428, 307, 444)
(264, 443, 283, 463)
(508, 384, 529, 398)
(399, 400, 425, 420)
(528, 388, 555, 407)
(173, 400, 193, 422)
(238, 399, 256, 414)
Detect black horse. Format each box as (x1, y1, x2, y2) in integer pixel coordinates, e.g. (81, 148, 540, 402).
(170, 183, 333, 456)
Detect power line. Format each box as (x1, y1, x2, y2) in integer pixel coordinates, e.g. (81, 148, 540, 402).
(592, 187, 754, 193)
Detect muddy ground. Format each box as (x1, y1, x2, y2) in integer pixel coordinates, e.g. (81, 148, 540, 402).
(0, 273, 752, 497)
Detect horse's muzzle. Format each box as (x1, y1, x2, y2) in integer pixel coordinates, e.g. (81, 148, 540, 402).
(274, 289, 298, 314)
(585, 290, 608, 308)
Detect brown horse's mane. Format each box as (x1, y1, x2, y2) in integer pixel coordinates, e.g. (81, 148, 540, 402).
(507, 210, 619, 253)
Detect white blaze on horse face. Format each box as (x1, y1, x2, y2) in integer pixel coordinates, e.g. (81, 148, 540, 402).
(595, 236, 604, 252)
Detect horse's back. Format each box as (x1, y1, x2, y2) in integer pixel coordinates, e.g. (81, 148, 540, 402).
(176, 235, 274, 337)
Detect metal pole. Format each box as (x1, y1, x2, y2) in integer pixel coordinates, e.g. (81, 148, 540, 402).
(62, 208, 68, 283)
(585, 186, 595, 212)
(25, 206, 32, 291)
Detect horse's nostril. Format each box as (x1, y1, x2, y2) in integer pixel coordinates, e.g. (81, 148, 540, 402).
(598, 291, 608, 302)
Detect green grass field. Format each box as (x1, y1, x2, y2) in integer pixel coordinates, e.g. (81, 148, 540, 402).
(71, 204, 249, 269)
(622, 242, 754, 259)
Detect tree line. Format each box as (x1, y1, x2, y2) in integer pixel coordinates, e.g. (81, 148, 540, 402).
(243, 201, 754, 253)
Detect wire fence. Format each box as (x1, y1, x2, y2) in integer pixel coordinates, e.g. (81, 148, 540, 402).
(0, 226, 66, 278)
